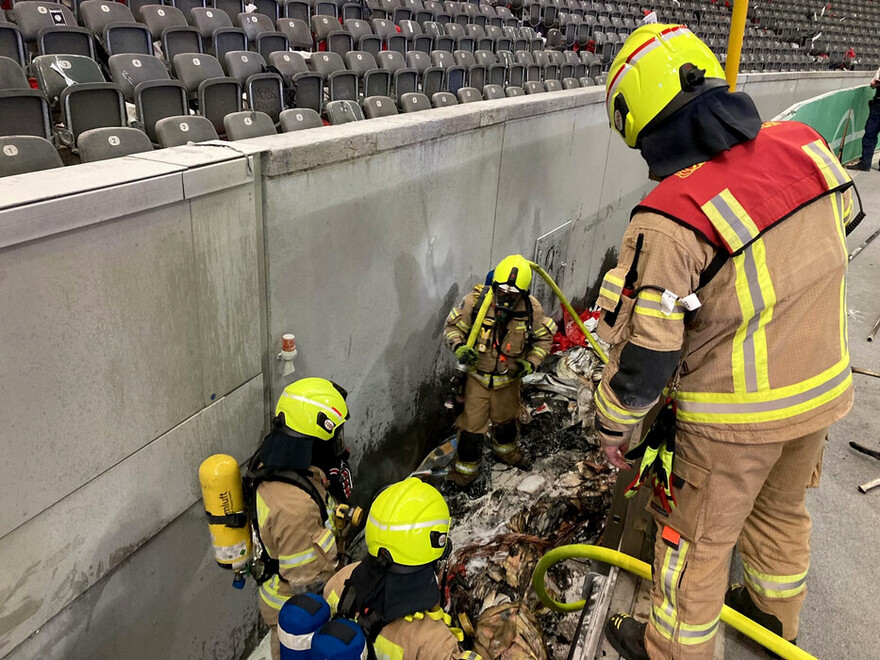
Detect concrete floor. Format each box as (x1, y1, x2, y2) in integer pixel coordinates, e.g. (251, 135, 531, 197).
(717, 159, 880, 659)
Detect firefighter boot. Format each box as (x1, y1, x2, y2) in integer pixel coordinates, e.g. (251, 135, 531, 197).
(725, 585, 796, 658)
(491, 420, 523, 466)
(448, 431, 484, 487)
(604, 613, 649, 660)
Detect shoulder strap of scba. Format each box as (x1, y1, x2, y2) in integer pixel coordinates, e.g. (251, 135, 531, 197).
(635, 121, 861, 257)
(470, 284, 535, 336)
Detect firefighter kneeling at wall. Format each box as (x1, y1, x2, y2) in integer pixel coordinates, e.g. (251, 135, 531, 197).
(324, 477, 481, 660)
(246, 377, 356, 660)
(597, 24, 854, 660)
(444, 254, 557, 486)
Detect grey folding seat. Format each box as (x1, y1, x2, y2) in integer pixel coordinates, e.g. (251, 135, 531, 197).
(224, 50, 285, 121)
(80, 0, 135, 40)
(429, 48, 464, 94)
(0, 24, 26, 67)
(13, 2, 76, 42)
(344, 50, 391, 99)
(313, 0, 337, 17)
(544, 78, 562, 91)
(310, 51, 358, 102)
(430, 90, 456, 106)
(399, 91, 428, 112)
(343, 18, 380, 56)
(155, 114, 218, 146)
(223, 109, 277, 139)
(213, 0, 245, 22)
(376, 50, 418, 98)
(561, 76, 580, 89)
(505, 84, 523, 97)
(276, 17, 312, 49)
(108, 53, 188, 141)
(481, 83, 504, 99)
(371, 17, 397, 40)
(192, 7, 233, 39)
(405, 49, 435, 85)
(162, 25, 203, 61)
(104, 22, 154, 55)
(283, 0, 310, 23)
(108, 53, 168, 102)
(238, 12, 287, 57)
(0, 90, 52, 139)
(311, 14, 338, 44)
(0, 55, 28, 89)
(362, 94, 397, 118)
(279, 106, 322, 131)
(534, 50, 560, 79)
(515, 49, 541, 81)
(340, 2, 362, 21)
(523, 80, 543, 94)
(456, 85, 480, 103)
(172, 52, 242, 133)
(32, 54, 104, 107)
(38, 26, 96, 57)
(326, 29, 353, 54)
(453, 49, 486, 89)
(269, 51, 322, 113)
(140, 5, 189, 41)
(59, 82, 127, 149)
(253, 0, 281, 19)
(325, 99, 363, 124)
(172, 0, 208, 23)
(212, 27, 248, 63)
(0, 135, 62, 177)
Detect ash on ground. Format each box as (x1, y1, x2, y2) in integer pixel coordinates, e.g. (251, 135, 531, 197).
(440, 347, 617, 658)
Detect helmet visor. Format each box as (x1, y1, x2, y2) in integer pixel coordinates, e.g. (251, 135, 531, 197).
(495, 283, 521, 310)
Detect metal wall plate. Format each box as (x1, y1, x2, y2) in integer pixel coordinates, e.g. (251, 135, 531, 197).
(532, 221, 572, 315)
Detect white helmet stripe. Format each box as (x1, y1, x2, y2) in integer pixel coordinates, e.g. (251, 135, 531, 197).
(606, 25, 693, 107)
(368, 513, 451, 531)
(280, 392, 344, 423)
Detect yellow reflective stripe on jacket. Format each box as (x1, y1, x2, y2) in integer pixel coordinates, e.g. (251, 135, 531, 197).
(257, 491, 270, 528)
(743, 562, 808, 599)
(259, 575, 288, 611)
(702, 188, 761, 253)
(533, 318, 557, 337)
(678, 614, 722, 645)
(326, 587, 341, 614)
(529, 346, 548, 360)
(634, 290, 685, 320)
(599, 272, 624, 304)
(278, 547, 318, 569)
(374, 635, 405, 660)
(676, 355, 851, 424)
(595, 381, 649, 426)
(317, 528, 336, 554)
(830, 191, 849, 360)
(732, 237, 776, 394)
(801, 139, 850, 189)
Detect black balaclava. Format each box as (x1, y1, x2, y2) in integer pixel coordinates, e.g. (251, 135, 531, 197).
(259, 413, 346, 474)
(639, 86, 763, 178)
(343, 555, 442, 624)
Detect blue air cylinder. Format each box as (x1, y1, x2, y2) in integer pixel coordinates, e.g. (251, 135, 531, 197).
(278, 593, 331, 659)
(309, 619, 368, 660)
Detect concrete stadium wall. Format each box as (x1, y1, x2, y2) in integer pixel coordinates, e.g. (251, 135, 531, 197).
(0, 70, 863, 659)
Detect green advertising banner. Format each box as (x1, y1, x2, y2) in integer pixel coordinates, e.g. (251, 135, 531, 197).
(776, 85, 876, 164)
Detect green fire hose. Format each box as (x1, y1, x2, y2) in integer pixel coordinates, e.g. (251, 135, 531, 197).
(532, 545, 815, 660)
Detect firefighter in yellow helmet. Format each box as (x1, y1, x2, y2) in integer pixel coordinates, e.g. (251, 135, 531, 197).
(245, 377, 355, 660)
(324, 478, 481, 659)
(443, 254, 557, 486)
(598, 25, 854, 660)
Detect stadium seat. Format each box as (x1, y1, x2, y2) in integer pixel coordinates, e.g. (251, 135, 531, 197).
(453, 49, 486, 90)
(0, 90, 52, 139)
(32, 54, 104, 107)
(362, 94, 398, 118)
(0, 24, 26, 67)
(172, 52, 242, 133)
(544, 78, 562, 92)
(279, 107, 322, 131)
(223, 110, 277, 139)
(431, 90, 456, 106)
(344, 50, 391, 99)
(376, 51, 418, 99)
(325, 99, 364, 124)
(561, 76, 580, 89)
(269, 52, 322, 113)
(211, 27, 248, 64)
(524, 80, 544, 94)
(482, 83, 504, 99)
(80, 0, 135, 40)
(0, 55, 28, 90)
(162, 26, 204, 62)
(311, 51, 359, 102)
(0, 135, 62, 177)
(155, 114, 219, 147)
(13, 2, 77, 43)
(213, 0, 245, 22)
(172, 0, 207, 23)
(283, 0, 310, 23)
(191, 7, 231, 41)
(275, 17, 312, 50)
(456, 86, 480, 103)
(253, 0, 281, 20)
(399, 91, 429, 112)
(140, 4, 189, 41)
(104, 22, 154, 55)
(77, 126, 154, 161)
(237, 12, 288, 58)
(59, 82, 127, 148)
(430, 49, 465, 95)
(505, 85, 524, 97)
(38, 26, 96, 58)
(224, 51, 285, 122)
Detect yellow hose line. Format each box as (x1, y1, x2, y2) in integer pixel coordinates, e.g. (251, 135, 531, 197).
(724, 0, 750, 91)
(527, 262, 609, 364)
(465, 287, 494, 349)
(532, 545, 816, 660)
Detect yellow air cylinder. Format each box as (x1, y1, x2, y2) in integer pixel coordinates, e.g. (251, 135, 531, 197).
(199, 454, 252, 572)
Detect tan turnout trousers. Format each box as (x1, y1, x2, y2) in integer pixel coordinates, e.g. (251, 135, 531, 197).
(456, 376, 521, 434)
(644, 427, 827, 659)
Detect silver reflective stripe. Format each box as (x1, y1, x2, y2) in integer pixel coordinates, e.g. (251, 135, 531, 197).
(678, 365, 851, 415)
(492, 441, 518, 454)
(278, 629, 314, 652)
(804, 141, 848, 187)
(651, 608, 675, 636)
(679, 618, 720, 639)
(709, 191, 759, 249)
(661, 546, 685, 616)
(740, 246, 767, 393)
(368, 513, 451, 531)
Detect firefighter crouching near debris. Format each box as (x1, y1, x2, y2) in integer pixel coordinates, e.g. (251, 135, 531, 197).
(247, 378, 356, 660)
(596, 25, 854, 660)
(444, 255, 557, 486)
(324, 478, 482, 659)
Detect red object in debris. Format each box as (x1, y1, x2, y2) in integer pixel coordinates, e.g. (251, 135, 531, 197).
(551, 306, 601, 353)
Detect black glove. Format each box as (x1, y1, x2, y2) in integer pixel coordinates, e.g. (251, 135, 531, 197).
(328, 459, 354, 501)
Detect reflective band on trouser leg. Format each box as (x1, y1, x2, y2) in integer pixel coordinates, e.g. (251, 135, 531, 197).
(702, 188, 760, 253)
(261, 575, 289, 611)
(676, 357, 851, 424)
(801, 139, 851, 189)
(491, 441, 518, 455)
(743, 562, 808, 599)
(453, 460, 479, 474)
(731, 237, 776, 394)
(634, 291, 685, 320)
(678, 614, 722, 646)
(595, 381, 649, 426)
(650, 538, 690, 641)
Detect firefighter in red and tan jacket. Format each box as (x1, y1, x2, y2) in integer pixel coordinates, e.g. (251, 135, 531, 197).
(597, 25, 855, 660)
